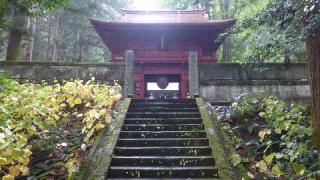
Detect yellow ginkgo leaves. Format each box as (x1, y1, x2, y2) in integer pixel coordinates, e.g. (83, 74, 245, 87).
(0, 77, 120, 179)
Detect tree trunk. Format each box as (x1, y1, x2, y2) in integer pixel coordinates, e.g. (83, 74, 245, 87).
(219, 0, 232, 62)
(73, 30, 80, 62)
(103, 47, 111, 62)
(23, 17, 37, 61)
(79, 42, 83, 62)
(52, 9, 63, 61)
(5, 29, 23, 61)
(46, 13, 52, 61)
(219, 0, 230, 19)
(204, 0, 211, 20)
(6, 6, 26, 61)
(82, 35, 89, 61)
(222, 37, 232, 62)
(306, 28, 320, 149)
(6, 12, 26, 61)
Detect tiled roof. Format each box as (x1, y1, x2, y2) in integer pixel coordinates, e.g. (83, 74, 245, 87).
(117, 9, 210, 23)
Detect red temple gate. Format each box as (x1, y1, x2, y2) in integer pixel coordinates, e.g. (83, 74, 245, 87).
(91, 9, 236, 99)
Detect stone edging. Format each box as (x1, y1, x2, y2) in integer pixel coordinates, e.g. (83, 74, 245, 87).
(200, 80, 309, 86)
(0, 61, 125, 67)
(196, 98, 239, 180)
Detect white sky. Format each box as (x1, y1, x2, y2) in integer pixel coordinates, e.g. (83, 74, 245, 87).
(147, 83, 179, 91)
(133, 0, 162, 10)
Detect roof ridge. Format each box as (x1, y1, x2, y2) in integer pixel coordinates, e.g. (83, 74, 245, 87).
(121, 9, 206, 14)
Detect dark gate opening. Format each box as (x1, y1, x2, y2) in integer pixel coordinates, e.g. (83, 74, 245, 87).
(145, 74, 180, 99)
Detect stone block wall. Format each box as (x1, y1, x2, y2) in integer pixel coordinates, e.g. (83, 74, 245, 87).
(198, 63, 310, 101)
(0, 62, 310, 101)
(0, 62, 125, 84)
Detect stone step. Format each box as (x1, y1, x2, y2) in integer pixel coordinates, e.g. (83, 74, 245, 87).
(107, 177, 219, 180)
(108, 179, 219, 180)
(117, 138, 209, 147)
(119, 131, 207, 138)
(126, 112, 201, 119)
(210, 101, 232, 106)
(121, 124, 204, 131)
(107, 166, 219, 178)
(131, 99, 196, 104)
(124, 118, 203, 124)
(106, 99, 219, 179)
(128, 107, 199, 112)
(130, 103, 197, 108)
(110, 156, 215, 167)
(114, 146, 212, 156)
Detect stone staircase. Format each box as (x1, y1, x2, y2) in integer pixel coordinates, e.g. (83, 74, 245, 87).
(106, 99, 219, 179)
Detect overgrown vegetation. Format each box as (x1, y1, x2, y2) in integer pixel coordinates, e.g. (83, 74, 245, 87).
(0, 75, 121, 179)
(216, 94, 319, 179)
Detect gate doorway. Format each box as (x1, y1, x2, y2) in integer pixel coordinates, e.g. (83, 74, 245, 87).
(145, 75, 180, 99)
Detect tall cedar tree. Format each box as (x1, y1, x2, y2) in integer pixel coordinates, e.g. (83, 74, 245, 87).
(3, 0, 67, 61)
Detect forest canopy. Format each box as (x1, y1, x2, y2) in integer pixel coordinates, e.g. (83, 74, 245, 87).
(0, 0, 132, 62)
(0, 0, 318, 63)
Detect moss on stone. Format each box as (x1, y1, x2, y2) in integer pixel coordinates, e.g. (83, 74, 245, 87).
(0, 61, 124, 67)
(196, 98, 247, 180)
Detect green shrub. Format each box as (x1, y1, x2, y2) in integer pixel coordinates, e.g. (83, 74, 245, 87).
(0, 76, 121, 179)
(227, 94, 319, 179)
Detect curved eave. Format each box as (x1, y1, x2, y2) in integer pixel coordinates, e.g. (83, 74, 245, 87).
(91, 19, 237, 53)
(120, 9, 207, 14)
(91, 19, 236, 30)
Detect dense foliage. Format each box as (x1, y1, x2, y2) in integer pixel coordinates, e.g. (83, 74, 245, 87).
(0, 0, 69, 61)
(234, 0, 319, 63)
(30, 0, 132, 62)
(162, 0, 314, 63)
(216, 94, 319, 179)
(0, 0, 68, 33)
(0, 75, 121, 179)
(0, 0, 132, 61)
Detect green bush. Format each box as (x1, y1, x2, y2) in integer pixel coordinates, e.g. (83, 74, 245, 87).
(227, 94, 319, 179)
(231, 93, 267, 119)
(0, 76, 121, 179)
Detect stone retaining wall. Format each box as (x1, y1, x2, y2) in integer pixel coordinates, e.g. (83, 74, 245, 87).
(0, 62, 310, 101)
(0, 62, 125, 83)
(198, 63, 310, 101)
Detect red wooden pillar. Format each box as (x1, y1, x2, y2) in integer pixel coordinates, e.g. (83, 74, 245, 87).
(180, 72, 188, 99)
(134, 73, 145, 99)
(140, 73, 145, 98)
